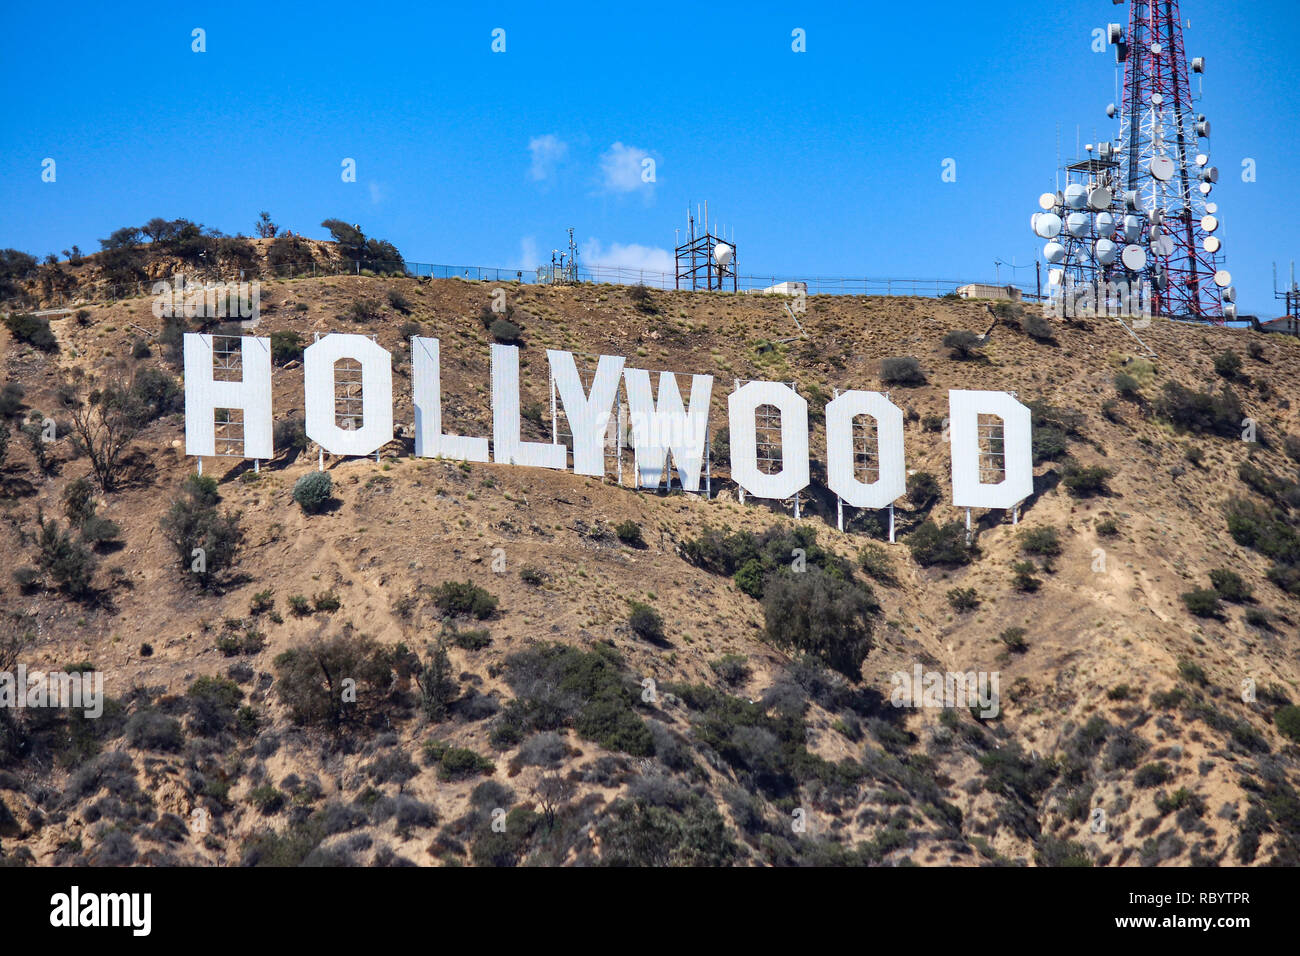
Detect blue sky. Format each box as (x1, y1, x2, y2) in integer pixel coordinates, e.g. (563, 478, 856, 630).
(1, 0, 1297, 315)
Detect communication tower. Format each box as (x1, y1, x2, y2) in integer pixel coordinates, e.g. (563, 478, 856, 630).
(1030, 1, 1234, 321)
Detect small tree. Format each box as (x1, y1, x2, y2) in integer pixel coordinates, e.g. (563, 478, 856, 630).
(35, 515, 96, 598)
(416, 636, 458, 721)
(63, 476, 97, 527)
(255, 212, 279, 239)
(761, 569, 875, 679)
(69, 399, 136, 492)
(159, 475, 243, 588)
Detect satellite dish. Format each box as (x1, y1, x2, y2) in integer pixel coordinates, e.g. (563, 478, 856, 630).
(1202, 215, 1219, 233)
(1124, 190, 1139, 210)
(1107, 103, 1118, 118)
(1206, 202, 1218, 214)
(1088, 186, 1113, 210)
(1224, 304, 1238, 320)
(1096, 211, 1116, 234)
(1044, 242, 1066, 264)
(714, 242, 733, 267)
(1152, 93, 1164, 106)
(1033, 213, 1063, 238)
(1067, 213, 1091, 237)
(1192, 57, 1205, 73)
(1214, 269, 1232, 288)
(1200, 166, 1220, 183)
(1095, 239, 1119, 265)
(1196, 119, 1212, 137)
(1123, 215, 1143, 241)
(1200, 182, 1213, 195)
(1149, 156, 1175, 181)
(1152, 235, 1175, 257)
(1224, 286, 1236, 303)
(1155, 272, 1168, 291)
(1064, 184, 1088, 209)
(1147, 206, 1164, 224)
(1038, 192, 1057, 211)
(1195, 154, 1208, 167)
(1204, 236, 1221, 253)
(1108, 23, 1123, 43)
(1151, 42, 1163, 54)
(1122, 245, 1147, 270)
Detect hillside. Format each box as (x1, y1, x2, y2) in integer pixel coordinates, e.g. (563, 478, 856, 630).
(3, 254, 1300, 867)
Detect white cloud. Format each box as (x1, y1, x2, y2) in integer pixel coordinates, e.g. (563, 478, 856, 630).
(517, 236, 540, 270)
(581, 239, 674, 275)
(528, 134, 568, 181)
(598, 142, 654, 194)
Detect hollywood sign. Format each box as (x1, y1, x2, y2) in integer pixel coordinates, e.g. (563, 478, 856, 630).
(182, 333, 1033, 511)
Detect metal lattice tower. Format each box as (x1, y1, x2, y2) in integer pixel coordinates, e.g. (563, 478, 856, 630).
(1031, 1, 1235, 322)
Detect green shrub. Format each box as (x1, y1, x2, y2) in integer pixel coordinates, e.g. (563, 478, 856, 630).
(126, 711, 183, 752)
(495, 643, 652, 756)
(80, 515, 121, 548)
(857, 543, 896, 585)
(250, 589, 274, 614)
(159, 475, 242, 588)
(614, 520, 644, 546)
(62, 477, 97, 528)
(709, 654, 751, 686)
(761, 568, 875, 679)
(906, 471, 941, 508)
(35, 517, 96, 598)
(274, 417, 307, 458)
(270, 330, 303, 365)
(1156, 382, 1244, 438)
(627, 600, 666, 643)
(433, 745, 494, 781)
(312, 591, 340, 612)
(1213, 350, 1243, 379)
(292, 471, 333, 513)
(432, 580, 498, 619)
(947, 587, 979, 611)
(1177, 658, 1208, 686)
(249, 785, 286, 815)
(1209, 568, 1252, 603)
(907, 520, 972, 567)
(416, 638, 457, 721)
(1096, 518, 1119, 537)
(1181, 589, 1221, 618)
(287, 594, 310, 616)
(1021, 313, 1055, 341)
(1062, 461, 1112, 497)
(880, 357, 925, 386)
(386, 290, 412, 313)
(1011, 561, 1041, 592)
(1275, 705, 1300, 743)
(1020, 526, 1062, 557)
(519, 566, 546, 586)
(273, 633, 399, 729)
(999, 627, 1029, 653)
(1134, 762, 1172, 788)
(3, 313, 57, 351)
(1114, 373, 1141, 398)
(489, 319, 522, 344)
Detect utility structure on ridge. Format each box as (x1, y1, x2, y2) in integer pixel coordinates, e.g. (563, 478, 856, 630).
(675, 202, 736, 291)
(1029, 0, 1234, 321)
